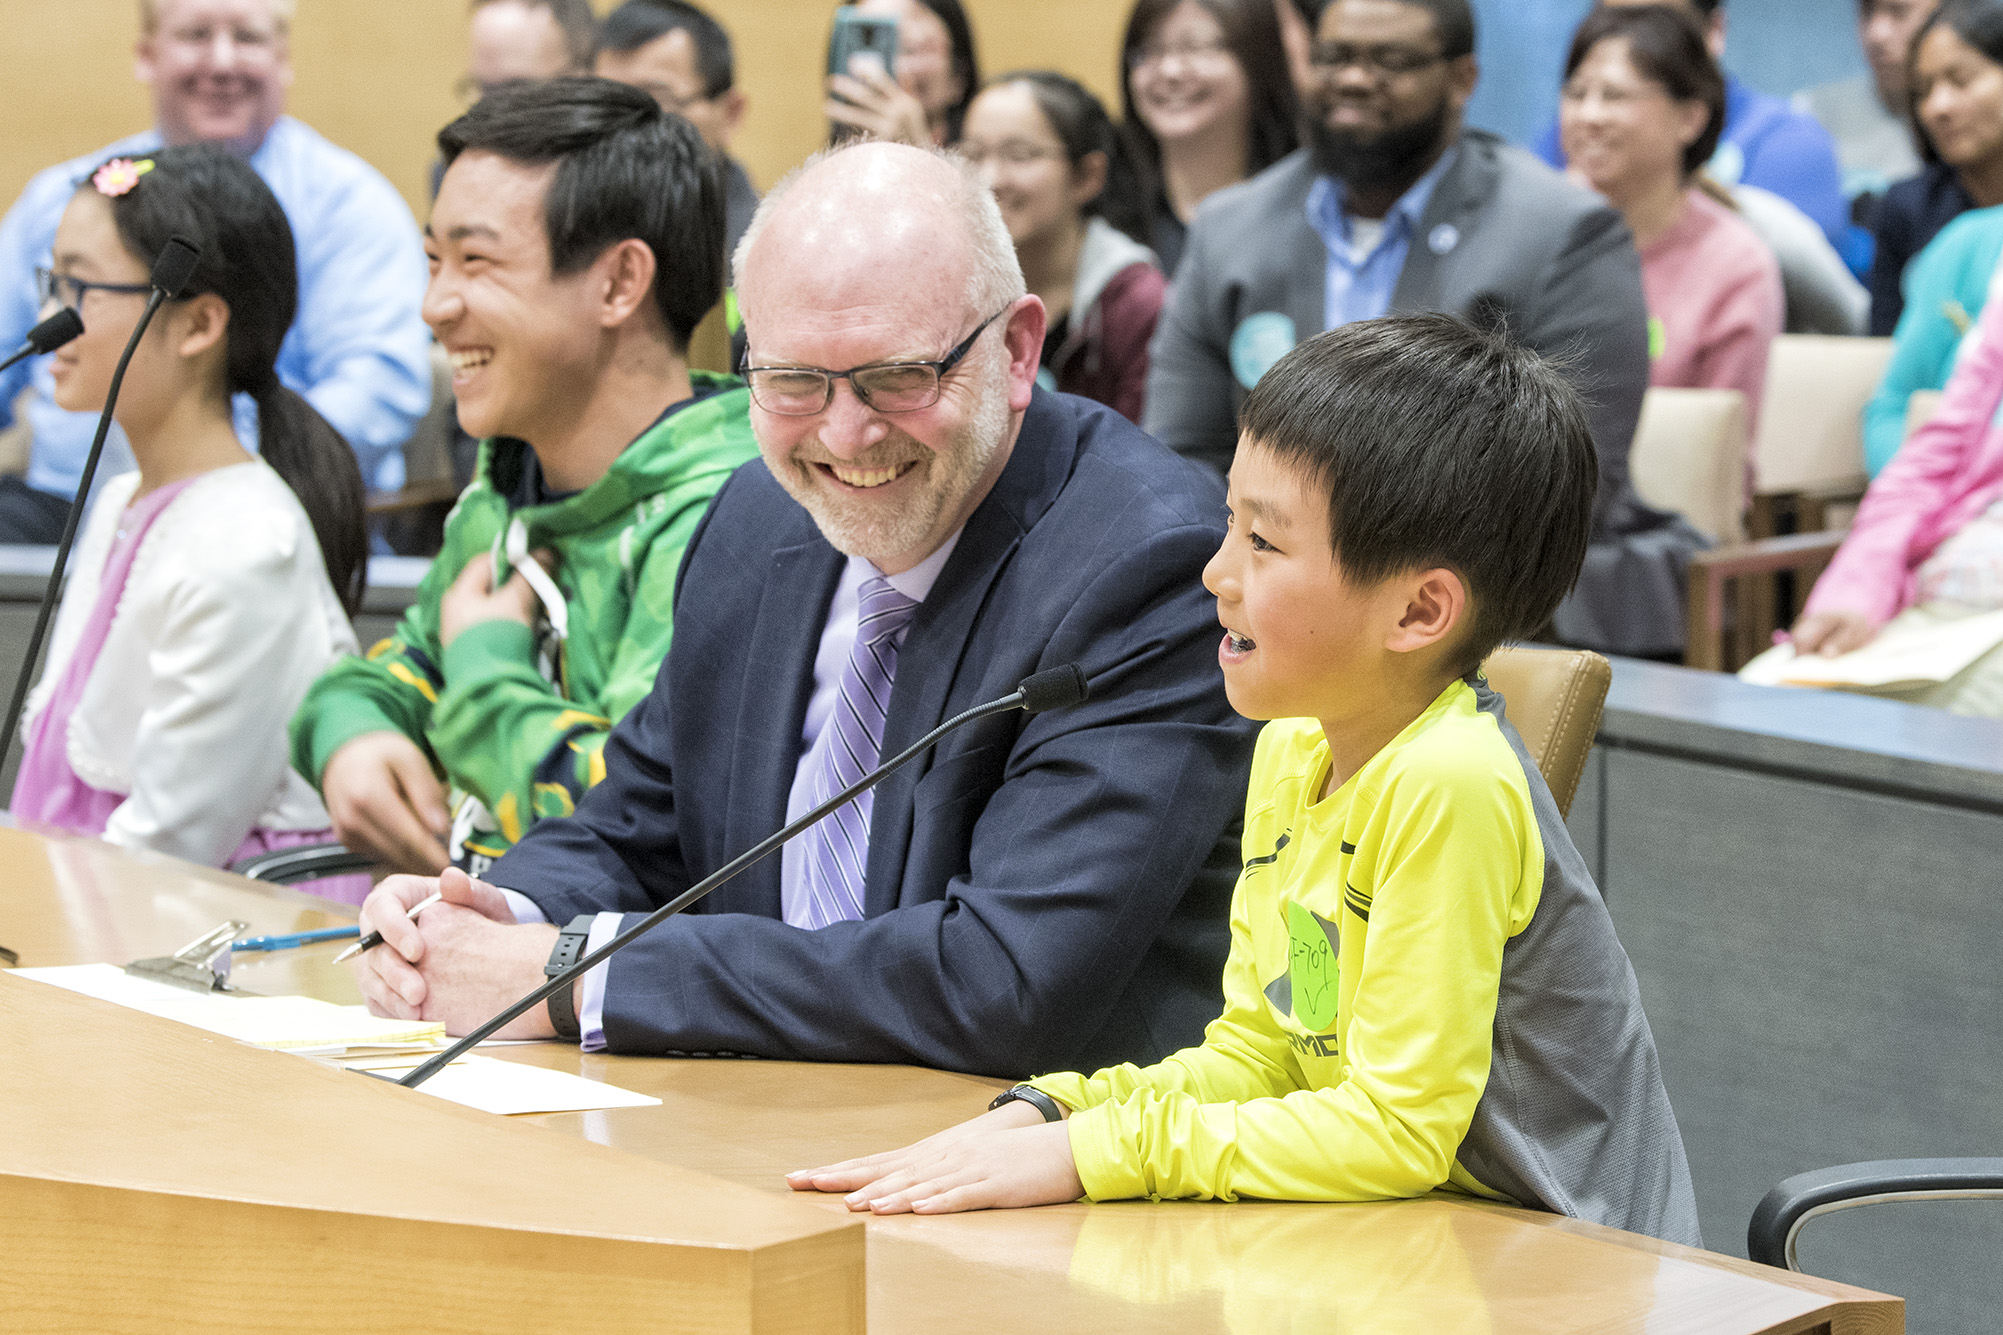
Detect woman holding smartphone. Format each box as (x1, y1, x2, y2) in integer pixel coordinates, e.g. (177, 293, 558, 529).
(826, 0, 980, 148)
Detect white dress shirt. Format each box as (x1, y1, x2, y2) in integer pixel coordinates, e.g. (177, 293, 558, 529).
(501, 529, 962, 1051)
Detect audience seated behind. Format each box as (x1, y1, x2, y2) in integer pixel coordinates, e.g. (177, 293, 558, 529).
(290, 79, 759, 879)
(346, 140, 1257, 1077)
(826, 0, 980, 149)
(1116, 0, 1300, 277)
(14, 146, 366, 884)
(0, 0, 430, 542)
(1867, 0, 2003, 335)
(962, 72, 1165, 424)
(1780, 280, 2003, 716)
(1558, 4, 1783, 451)
(1146, 0, 1700, 660)
(596, 0, 760, 259)
(1729, 183, 1867, 336)
(463, 0, 594, 99)
(1537, 0, 1848, 252)
(1794, 0, 1928, 208)
(1864, 202, 2003, 475)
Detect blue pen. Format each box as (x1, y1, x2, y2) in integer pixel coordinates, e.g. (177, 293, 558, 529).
(231, 926, 362, 952)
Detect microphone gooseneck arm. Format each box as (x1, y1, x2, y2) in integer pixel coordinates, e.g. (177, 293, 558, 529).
(0, 238, 201, 769)
(391, 665, 1089, 1089)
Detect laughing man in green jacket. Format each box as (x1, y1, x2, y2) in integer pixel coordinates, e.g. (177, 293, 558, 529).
(290, 80, 757, 876)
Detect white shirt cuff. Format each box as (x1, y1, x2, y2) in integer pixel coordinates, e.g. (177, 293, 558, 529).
(577, 912, 621, 1053)
(497, 887, 548, 924)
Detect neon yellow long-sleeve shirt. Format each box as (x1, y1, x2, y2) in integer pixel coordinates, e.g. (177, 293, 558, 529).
(1030, 677, 1701, 1245)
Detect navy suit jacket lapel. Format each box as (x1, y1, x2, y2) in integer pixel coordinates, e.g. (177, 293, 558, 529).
(722, 532, 843, 917)
(862, 392, 1077, 916)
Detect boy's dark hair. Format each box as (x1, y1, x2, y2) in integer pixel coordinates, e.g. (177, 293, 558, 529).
(437, 76, 724, 352)
(1239, 314, 1597, 674)
(96, 144, 367, 616)
(1565, 4, 1724, 176)
(1301, 0, 1477, 60)
(600, 0, 734, 96)
(471, 0, 600, 72)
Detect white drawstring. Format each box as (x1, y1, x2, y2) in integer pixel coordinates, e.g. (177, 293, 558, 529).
(501, 516, 568, 642)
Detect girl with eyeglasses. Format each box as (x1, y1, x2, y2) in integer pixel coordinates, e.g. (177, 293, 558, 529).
(1117, 0, 1299, 276)
(961, 72, 1165, 424)
(15, 144, 368, 891)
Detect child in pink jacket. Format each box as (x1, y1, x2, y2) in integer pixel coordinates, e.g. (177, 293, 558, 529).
(1789, 276, 2003, 714)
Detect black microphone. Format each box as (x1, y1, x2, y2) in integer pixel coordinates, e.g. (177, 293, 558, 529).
(382, 664, 1092, 1089)
(0, 237, 202, 768)
(0, 308, 86, 374)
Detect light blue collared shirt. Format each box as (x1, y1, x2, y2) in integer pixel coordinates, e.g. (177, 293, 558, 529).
(0, 116, 431, 496)
(1304, 145, 1459, 332)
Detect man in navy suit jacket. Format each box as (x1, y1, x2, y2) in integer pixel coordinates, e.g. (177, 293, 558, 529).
(350, 141, 1257, 1078)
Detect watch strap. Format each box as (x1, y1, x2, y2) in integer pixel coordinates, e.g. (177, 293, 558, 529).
(544, 913, 594, 1042)
(988, 1083, 1064, 1123)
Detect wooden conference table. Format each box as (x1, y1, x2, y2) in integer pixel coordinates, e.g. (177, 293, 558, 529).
(1, 826, 1902, 1334)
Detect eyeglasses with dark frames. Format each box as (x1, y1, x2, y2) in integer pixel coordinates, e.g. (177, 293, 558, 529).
(744, 307, 1012, 416)
(35, 267, 153, 310)
(1307, 42, 1450, 78)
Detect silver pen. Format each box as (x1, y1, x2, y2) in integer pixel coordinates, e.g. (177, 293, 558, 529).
(331, 891, 445, 964)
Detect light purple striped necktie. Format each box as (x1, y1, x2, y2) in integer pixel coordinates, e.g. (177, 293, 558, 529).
(799, 576, 920, 929)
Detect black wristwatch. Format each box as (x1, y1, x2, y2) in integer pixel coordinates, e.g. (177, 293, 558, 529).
(989, 1083, 1065, 1122)
(544, 914, 594, 1042)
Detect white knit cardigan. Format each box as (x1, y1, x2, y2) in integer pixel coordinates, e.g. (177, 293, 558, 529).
(20, 462, 358, 866)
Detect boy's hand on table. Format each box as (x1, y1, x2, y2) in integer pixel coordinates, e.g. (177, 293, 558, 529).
(786, 1101, 1084, 1214)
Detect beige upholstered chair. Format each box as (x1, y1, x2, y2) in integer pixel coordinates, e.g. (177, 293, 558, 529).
(1748, 334, 1892, 533)
(1630, 387, 1749, 544)
(1478, 646, 1612, 819)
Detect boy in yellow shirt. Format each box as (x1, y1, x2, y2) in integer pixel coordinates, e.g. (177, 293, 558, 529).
(788, 315, 1701, 1245)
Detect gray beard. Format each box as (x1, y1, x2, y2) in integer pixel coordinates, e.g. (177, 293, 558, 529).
(769, 355, 1012, 567)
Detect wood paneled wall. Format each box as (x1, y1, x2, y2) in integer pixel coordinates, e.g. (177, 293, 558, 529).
(0, 1, 1130, 218)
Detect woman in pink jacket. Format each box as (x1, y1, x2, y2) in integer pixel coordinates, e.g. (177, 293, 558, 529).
(1790, 256, 2003, 715)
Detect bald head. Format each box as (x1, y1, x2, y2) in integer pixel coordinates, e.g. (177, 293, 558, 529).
(734, 141, 1023, 339)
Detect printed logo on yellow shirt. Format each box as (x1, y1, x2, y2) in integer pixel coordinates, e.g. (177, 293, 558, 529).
(1286, 901, 1342, 1031)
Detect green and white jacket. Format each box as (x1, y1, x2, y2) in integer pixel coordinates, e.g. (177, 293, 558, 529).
(290, 374, 758, 871)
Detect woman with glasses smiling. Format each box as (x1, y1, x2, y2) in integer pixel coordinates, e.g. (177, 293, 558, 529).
(960, 72, 1165, 424)
(1117, 0, 1299, 276)
(1560, 3, 1782, 449)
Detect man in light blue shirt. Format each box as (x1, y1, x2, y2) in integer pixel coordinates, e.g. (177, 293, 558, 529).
(1305, 144, 1458, 328)
(0, 0, 430, 541)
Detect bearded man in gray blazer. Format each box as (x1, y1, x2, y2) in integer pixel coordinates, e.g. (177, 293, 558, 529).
(1146, 0, 1701, 657)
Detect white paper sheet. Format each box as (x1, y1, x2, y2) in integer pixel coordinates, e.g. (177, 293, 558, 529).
(341, 1053, 662, 1115)
(9, 963, 445, 1049)
(1739, 607, 2003, 689)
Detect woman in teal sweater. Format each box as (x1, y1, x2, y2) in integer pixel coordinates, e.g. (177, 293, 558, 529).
(1866, 203, 2003, 475)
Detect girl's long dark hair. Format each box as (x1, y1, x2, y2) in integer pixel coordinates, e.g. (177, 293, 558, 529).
(1118, 0, 1299, 212)
(93, 143, 367, 616)
(988, 70, 1151, 246)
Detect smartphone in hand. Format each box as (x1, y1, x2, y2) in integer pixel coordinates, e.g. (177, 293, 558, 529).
(828, 10, 899, 82)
